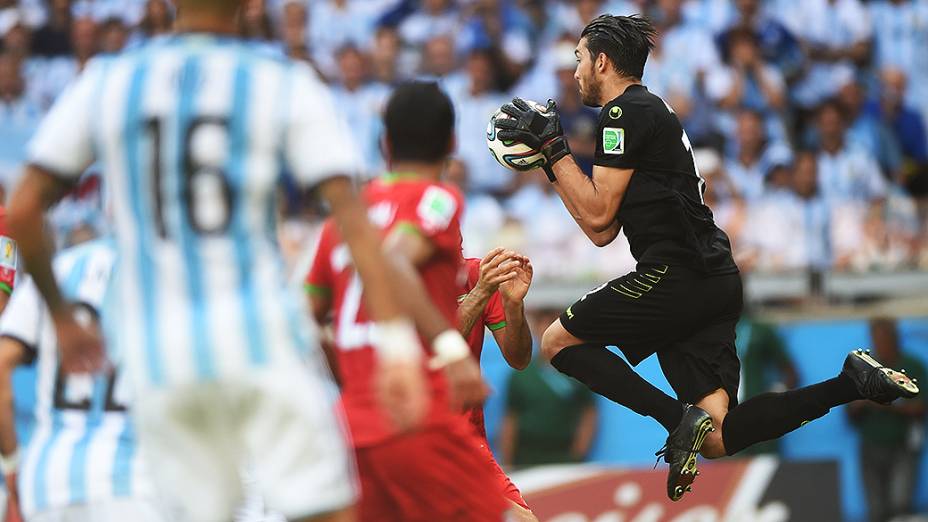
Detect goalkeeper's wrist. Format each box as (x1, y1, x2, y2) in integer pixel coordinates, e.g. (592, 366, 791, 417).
(541, 136, 570, 182)
(429, 330, 471, 370)
(372, 319, 422, 363)
(0, 448, 19, 476)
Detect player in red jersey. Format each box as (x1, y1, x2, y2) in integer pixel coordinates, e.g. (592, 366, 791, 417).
(306, 81, 507, 522)
(457, 248, 538, 521)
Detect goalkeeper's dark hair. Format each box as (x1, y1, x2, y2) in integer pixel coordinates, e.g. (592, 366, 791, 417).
(384, 81, 455, 163)
(581, 14, 656, 80)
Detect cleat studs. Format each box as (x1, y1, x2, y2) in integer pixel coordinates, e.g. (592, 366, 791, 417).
(898, 381, 905, 385)
(901, 369, 906, 374)
(695, 470, 700, 476)
(685, 486, 692, 492)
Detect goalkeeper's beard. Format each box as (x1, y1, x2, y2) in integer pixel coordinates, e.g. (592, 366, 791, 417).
(580, 77, 603, 108)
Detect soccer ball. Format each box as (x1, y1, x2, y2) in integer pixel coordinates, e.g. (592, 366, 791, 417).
(486, 103, 547, 172)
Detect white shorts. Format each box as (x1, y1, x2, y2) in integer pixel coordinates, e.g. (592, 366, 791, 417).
(133, 366, 356, 522)
(27, 498, 166, 522)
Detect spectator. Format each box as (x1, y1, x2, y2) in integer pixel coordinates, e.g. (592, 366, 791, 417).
(240, 0, 276, 44)
(0, 51, 40, 188)
(814, 100, 887, 203)
(868, 0, 928, 124)
(99, 17, 129, 55)
(782, 0, 872, 110)
(742, 151, 830, 271)
(500, 309, 598, 468)
(458, 0, 532, 87)
(706, 27, 787, 144)
(131, 0, 173, 45)
(448, 48, 510, 195)
(848, 318, 926, 522)
(643, 25, 707, 142)
(682, 0, 737, 33)
(716, 0, 803, 83)
(831, 190, 920, 272)
(505, 172, 577, 277)
(30, 0, 72, 57)
(280, 1, 309, 57)
(649, 0, 720, 145)
(835, 80, 903, 180)
(90, 0, 146, 27)
(445, 157, 506, 258)
(723, 110, 790, 201)
(551, 0, 613, 38)
(398, 0, 458, 47)
(26, 15, 96, 111)
(866, 68, 928, 196)
(652, 0, 719, 80)
(309, 0, 380, 78)
(1, 17, 30, 63)
(419, 34, 466, 95)
(370, 25, 401, 85)
(513, 0, 561, 50)
(696, 148, 748, 253)
(329, 45, 388, 178)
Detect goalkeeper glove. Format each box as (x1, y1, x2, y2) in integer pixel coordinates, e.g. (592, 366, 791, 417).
(495, 98, 571, 181)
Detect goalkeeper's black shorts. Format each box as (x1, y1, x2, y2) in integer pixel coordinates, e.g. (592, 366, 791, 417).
(559, 264, 744, 406)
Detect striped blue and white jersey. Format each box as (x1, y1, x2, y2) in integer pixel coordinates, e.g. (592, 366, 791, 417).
(27, 35, 357, 391)
(868, 1, 928, 96)
(0, 239, 153, 518)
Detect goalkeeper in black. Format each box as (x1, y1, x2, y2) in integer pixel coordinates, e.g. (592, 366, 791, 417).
(493, 14, 919, 502)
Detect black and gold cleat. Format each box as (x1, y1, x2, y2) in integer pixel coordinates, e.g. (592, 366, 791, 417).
(655, 404, 715, 502)
(843, 349, 919, 404)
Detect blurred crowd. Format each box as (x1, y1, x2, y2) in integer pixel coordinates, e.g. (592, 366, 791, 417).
(2, 0, 928, 279)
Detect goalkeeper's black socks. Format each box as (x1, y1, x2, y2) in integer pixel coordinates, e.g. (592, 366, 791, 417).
(722, 373, 861, 455)
(551, 343, 684, 432)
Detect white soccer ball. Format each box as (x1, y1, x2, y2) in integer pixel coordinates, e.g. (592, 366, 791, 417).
(486, 102, 547, 172)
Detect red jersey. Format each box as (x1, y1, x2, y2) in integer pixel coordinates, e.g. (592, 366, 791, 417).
(306, 175, 465, 448)
(459, 258, 507, 438)
(0, 208, 17, 294)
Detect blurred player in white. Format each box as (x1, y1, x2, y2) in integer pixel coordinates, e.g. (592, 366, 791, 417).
(0, 238, 163, 522)
(4, 1, 456, 521)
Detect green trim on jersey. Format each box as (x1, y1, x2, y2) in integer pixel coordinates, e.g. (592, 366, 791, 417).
(0, 282, 11, 295)
(393, 221, 423, 238)
(381, 172, 423, 184)
(304, 283, 331, 296)
(487, 320, 507, 331)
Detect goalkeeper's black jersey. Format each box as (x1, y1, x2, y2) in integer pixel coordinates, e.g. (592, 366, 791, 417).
(594, 84, 738, 275)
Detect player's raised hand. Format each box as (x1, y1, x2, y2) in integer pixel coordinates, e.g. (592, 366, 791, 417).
(376, 359, 429, 433)
(53, 306, 106, 374)
(442, 355, 490, 411)
(476, 248, 520, 295)
(4, 471, 23, 522)
(499, 256, 533, 304)
(373, 320, 430, 432)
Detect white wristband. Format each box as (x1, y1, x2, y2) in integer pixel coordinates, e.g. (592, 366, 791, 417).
(371, 320, 422, 362)
(1, 448, 19, 475)
(429, 330, 471, 370)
